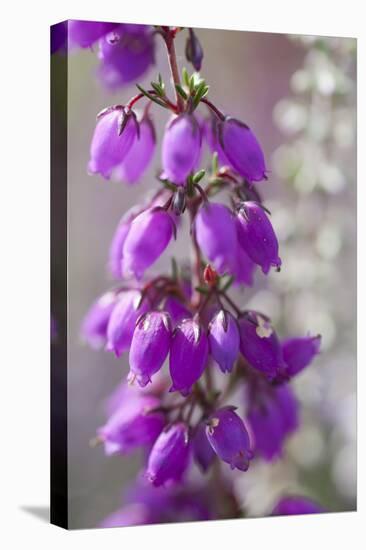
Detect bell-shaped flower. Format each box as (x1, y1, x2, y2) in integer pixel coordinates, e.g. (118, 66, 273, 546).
(88, 108, 138, 179)
(169, 319, 208, 396)
(128, 311, 172, 387)
(272, 496, 325, 516)
(114, 114, 156, 184)
(220, 117, 267, 182)
(108, 207, 138, 279)
(161, 114, 201, 184)
(195, 202, 237, 275)
(146, 423, 191, 486)
(68, 20, 118, 48)
(204, 117, 230, 166)
(97, 393, 164, 455)
(282, 335, 321, 377)
(81, 290, 119, 349)
(206, 407, 253, 471)
(192, 422, 216, 473)
(106, 290, 149, 356)
(208, 310, 240, 373)
(232, 235, 257, 286)
(247, 384, 299, 461)
(238, 311, 285, 379)
(98, 25, 155, 90)
(236, 201, 281, 274)
(121, 208, 175, 279)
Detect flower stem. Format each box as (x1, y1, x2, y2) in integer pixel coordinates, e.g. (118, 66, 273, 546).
(162, 29, 184, 112)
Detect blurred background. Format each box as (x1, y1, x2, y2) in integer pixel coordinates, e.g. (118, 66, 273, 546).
(65, 27, 356, 528)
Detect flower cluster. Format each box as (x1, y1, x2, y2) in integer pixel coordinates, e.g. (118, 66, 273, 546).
(61, 22, 326, 525)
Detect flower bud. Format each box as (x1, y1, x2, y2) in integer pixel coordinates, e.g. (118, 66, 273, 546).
(146, 423, 191, 486)
(162, 114, 201, 184)
(128, 311, 172, 387)
(81, 290, 118, 349)
(282, 335, 321, 377)
(88, 108, 138, 179)
(272, 496, 325, 516)
(97, 393, 164, 455)
(208, 310, 240, 373)
(106, 290, 148, 356)
(195, 202, 237, 275)
(203, 264, 219, 287)
(169, 319, 208, 396)
(237, 201, 281, 274)
(238, 311, 285, 378)
(122, 208, 175, 279)
(192, 422, 215, 473)
(114, 115, 156, 184)
(206, 407, 252, 471)
(68, 20, 118, 48)
(185, 29, 204, 71)
(220, 117, 267, 182)
(247, 384, 298, 461)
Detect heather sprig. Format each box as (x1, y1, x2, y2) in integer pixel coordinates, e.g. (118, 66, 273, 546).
(67, 22, 324, 525)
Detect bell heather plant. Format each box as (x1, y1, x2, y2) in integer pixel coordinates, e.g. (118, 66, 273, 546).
(66, 22, 325, 525)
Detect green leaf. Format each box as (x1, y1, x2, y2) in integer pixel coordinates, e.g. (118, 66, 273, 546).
(192, 82, 209, 109)
(212, 152, 219, 174)
(192, 169, 206, 184)
(136, 84, 168, 109)
(195, 286, 209, 295)
(182, 67, 190, 87)
(220, 276, 234, 292)
(151, 82, 164, 97)
(175, 84, 188, 100)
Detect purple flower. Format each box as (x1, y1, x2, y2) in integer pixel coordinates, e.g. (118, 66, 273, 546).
(128, 311, 172, 387)
(108, 209, 136, 279)
(192, 422, 216, 473)
(161, 114, 201, 184)
(238, 311, 285, 379)
(88, 108, 138, 179)
(169, 319, 208, 396)
(272, 496, 325, 516)
(247, 384, 299, 461)
(164, 296, 191, 326)
(208, 310, 240, 374)
(98, 25, 155, 90)
(282, 335, 321, 377)
(81, 290, 118, 348)
(146, 423, 191, 486)
(220, 117, 267, 182)
(206, 407, 252, 471)
(195, 202, 237, 275)
(121, 208, 175, 279)
(204, 117, 230, 166)
(113, 115, 156, 184)
(232, 234, 257, 286)
(185, 29, 204, 71)
(68, 20, 118, 48)
(237, 201, 281, 274)
(97, 393, 164, 455)
(106, 290, 148, 356)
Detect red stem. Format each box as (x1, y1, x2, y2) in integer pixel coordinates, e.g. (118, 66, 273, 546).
(201, 98, 226, 120)
(162, 29, 184, 112)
